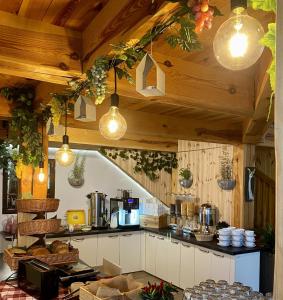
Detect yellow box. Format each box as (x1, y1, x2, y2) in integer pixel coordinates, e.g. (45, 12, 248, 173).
(66, 209, 86, 225)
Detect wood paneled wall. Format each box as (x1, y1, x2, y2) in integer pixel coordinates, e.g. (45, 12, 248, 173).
(106, 152, 173, 205)
(175, 141, 255, 227)
(256, 146, 275, 180)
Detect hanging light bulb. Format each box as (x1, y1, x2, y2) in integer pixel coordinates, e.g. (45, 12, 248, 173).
(55, 101, 75, 166)
(99, 69, 127, 140)
(38, 160, 45, 183)
(213, 0, 264, 70)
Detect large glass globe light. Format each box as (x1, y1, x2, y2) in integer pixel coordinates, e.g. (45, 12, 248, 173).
(55, 135, 75, 166)
(213, 11, 264, 70)
(99, 105, 127, 140)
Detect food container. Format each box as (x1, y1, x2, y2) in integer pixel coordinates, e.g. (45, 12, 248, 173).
(66, 209, 86, 226)
(195, 232, 214, 242)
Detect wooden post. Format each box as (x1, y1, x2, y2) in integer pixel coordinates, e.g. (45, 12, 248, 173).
(273, 1, 283, 297)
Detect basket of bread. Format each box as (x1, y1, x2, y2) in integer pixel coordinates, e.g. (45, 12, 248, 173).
(4, 240, 79, 270)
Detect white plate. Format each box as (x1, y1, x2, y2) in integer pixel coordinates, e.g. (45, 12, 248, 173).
(245, 237, 255, 242)
(232, 242, 243, 247)
(217, 242, 230, 247)
(245, 243, 256, 248)
(218, 236, 231, 241)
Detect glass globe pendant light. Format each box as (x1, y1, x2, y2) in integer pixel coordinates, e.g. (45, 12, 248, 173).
(99, 68, 127, 140)
(37, 121, 45, 183)
(55, 100, 75, 166)
(213, 0, 264, 70)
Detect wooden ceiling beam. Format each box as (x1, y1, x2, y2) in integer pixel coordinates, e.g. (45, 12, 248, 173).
(0, 11, 82, 85)
(82, 1, 254, 117)
(243, 50, 273, 143)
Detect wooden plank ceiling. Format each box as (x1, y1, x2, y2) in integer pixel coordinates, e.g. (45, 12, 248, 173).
(0, 0, 274, 150)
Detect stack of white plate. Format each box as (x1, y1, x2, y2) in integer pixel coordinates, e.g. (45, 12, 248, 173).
(217, 228, 231, 247)
(231, 228, 245, 247)
(244, 230, 256, 247)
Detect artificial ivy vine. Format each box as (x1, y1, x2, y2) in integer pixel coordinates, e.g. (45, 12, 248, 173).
(0, 87, 51, 170)
(100, 148, 178, 181)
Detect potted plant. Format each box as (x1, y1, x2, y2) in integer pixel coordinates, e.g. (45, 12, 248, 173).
(179, 167, 193, 188)
(260, 224, 275, 294)
(217, 151, 236, 190)
(140, 281, 178, 300)
(68, 154, 86, 188)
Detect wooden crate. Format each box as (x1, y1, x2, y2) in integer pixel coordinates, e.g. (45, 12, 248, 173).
(140, 214, 168, 228)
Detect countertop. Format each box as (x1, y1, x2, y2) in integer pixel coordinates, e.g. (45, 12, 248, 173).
(45, 227, 261, 256)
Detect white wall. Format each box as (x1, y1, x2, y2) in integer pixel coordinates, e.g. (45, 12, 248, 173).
(49, 148, 153, 221)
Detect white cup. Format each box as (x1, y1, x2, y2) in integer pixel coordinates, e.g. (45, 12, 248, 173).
(245, 230, 255, 236)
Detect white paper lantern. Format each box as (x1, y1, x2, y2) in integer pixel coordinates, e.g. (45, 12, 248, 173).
(136, 53, 165, 97)
(74, 95, 96, 122)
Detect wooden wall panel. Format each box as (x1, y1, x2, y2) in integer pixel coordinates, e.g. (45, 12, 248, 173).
(106, 151, 173, 206)
(176, 140, 235, 224)
(255, 146, 275, 180)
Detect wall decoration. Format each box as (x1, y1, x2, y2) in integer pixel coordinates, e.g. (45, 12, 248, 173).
(74, 95, 96, 122)
(68, 154, 86, 188)
(46, 118, 64, 136)
(245, 167, 255, 201)
(179, 167, 193, 188)
(217, 150, 236, 190)
(136, 53, 165, 97)
(100, 148, 177, 181)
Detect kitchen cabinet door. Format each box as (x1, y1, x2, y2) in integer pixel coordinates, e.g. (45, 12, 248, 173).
(195, 247, 211, 284)
(155, 235, 168, 280)
(180, 242, 195, 289)
(120, 232, 141, 273)
(145, 233, 157, 275)
(71, 236, 98, 267)
(210, 251, 231, 283)
(97, 234, 120, 266)
(167, 239, 181, 286)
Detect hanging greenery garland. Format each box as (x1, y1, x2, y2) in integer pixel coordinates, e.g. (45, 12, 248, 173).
(0, 86, 51, 169)
(48, 0, 222, 122)
(100, 148, 178, 181)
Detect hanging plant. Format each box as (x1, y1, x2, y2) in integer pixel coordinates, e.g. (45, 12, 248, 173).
(217, 150, 236, 190)
(100, 148, 177, 181)
(179, 167, 193, 188)
(0, 86, 51, 169)
(68, 154, 86, 188)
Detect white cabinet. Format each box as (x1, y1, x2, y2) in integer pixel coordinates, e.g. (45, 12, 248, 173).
(97, 233, 120, 266)
(210, 251, 232, 283)
(145, 232, 157, 275)
(167, 239, 181, 286)
(71, 236, 98, 267)
(180, 242, 195, 289)
(119, 232, 141, 273)
(155, 235, 168, 280)
(140, 232, 146, 271)
(195, 247, 211, 284)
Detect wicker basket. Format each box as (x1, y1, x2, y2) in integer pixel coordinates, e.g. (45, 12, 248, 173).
(18, 219, 61, 235)
(195, 233, 214, 242)
(4, 248, 79, 270)
(16, 199, 60, 213)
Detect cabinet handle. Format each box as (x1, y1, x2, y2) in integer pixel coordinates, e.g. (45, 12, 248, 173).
(149, 234, 155, 238)
(108, 235, 118, 238)
(213, 252, 224, 258)
(73, 238, 85, 242)
(171, 240, 179, 245)
(182, 243, 191, 248)
(157, 236, 165, 240)
(198, 248, 209, 254)
(122, 234, 133, 237)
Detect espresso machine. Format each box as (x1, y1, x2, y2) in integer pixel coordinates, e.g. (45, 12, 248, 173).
(87, 192, 107, 228)
(198, 203, 218, 233)
(110, 190, 140, 229)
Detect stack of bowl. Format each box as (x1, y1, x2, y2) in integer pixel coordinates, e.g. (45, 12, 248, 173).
(231, 228, 245, 247)
(245, 230, 256, 247)
(217, 228, 231, 247)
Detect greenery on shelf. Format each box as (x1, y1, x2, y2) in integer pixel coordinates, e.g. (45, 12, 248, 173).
(219, 151, 233, 180)
(0, 141, 13, 170)
(0, 86, 51, 170)
(100, 148, 178, 181)
(179, 167, 192, 180)
(140, 281, 178, 300)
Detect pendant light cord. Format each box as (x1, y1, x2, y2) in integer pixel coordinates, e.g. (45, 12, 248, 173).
(41, 119, 44, 162)
(64, 100, 67, 136)
(114, 67, 117, 94)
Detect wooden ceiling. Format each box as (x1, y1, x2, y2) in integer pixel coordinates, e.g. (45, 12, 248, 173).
(0, 0, 274, 151)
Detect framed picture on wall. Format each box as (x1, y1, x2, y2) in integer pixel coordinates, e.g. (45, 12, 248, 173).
(2, 159, 56, 214)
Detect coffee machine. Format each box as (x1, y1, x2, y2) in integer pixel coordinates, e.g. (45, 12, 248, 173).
(110, 191, 140, 229)
(87, 192, 107, 228)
